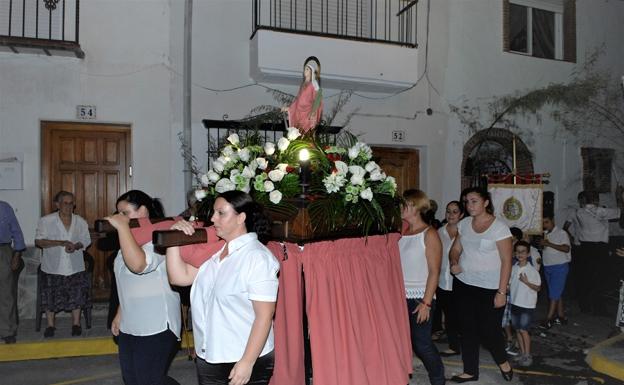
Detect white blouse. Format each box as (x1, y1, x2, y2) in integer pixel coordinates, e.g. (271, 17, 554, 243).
(191, 232, 280, 363)
(456, 217, 512, 290)
(35, 212, 91, 276)
(115, 242, 181, 339)
(437, 225, 455, 291)
(399, 228, 429, 299)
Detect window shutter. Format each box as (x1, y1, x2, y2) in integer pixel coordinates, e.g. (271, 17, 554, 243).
(563, 0, 576, 62)
(502, 0, 510, 51)
(581, 148, 613, 193)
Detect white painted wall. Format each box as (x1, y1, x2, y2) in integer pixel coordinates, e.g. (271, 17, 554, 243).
(0, 0, 175, 244)
(442, 0, 624, 224)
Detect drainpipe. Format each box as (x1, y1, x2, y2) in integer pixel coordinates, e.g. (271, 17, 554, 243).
(183, 0, 193, 196)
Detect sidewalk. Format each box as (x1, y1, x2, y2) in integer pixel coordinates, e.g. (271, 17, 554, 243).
(0, 303, 194, 362)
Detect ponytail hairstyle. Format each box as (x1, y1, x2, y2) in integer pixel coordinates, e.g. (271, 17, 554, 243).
(402, 189, 431, 219)
(462, 186, 494, 215)
(116, 190, 165, 219)
(218, 190, 271, 244)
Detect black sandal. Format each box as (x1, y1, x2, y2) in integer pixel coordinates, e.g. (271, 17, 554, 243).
(499, 365, 513, 381)
(450, 374, 478, 383)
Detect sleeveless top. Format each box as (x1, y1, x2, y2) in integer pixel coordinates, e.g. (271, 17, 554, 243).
(399, 228, 429, 299)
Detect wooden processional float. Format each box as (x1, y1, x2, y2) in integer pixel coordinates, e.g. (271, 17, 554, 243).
(94, 217, 224, 268)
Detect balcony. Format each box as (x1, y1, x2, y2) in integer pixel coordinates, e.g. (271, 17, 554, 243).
(0, 0, 83, 58)
(250, 0, 419, 92)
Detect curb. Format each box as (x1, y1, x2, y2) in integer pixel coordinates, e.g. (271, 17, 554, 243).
(0, 332, 195, 362)
(586, 332, 624, 381)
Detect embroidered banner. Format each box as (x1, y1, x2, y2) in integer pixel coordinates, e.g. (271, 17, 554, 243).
(488, 184, 543, 234)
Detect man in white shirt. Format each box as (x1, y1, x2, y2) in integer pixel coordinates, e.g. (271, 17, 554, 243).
(567, 191, 621, 314)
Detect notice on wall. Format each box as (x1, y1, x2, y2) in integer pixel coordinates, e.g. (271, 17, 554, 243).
(0, 154, 23, 190)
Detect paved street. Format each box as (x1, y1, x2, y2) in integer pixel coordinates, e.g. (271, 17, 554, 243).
(1, 298, 623, 384)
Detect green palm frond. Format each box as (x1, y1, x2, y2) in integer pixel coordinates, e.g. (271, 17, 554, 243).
(308, 196, 346, 233)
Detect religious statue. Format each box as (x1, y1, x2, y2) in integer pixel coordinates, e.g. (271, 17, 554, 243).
(281, 56, 323, 134)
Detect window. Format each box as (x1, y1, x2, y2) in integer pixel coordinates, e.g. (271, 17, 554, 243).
(581, 148, 614, 193)
(503, 0, 576, 62)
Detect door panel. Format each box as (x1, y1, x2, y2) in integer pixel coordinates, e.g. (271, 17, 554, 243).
(42, 122, 131, 301)
(371, 146, 419, 195)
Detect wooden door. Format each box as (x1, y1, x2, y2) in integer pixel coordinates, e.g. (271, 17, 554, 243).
(371, 146, 419, 195)
(41, 122, 131, 301)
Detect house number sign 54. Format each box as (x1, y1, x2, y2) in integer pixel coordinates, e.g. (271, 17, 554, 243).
(77, 105, 96, 120)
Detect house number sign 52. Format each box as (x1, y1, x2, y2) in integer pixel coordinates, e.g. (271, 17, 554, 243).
(77, 105, 96, 120)
(392, 130, 406, 142)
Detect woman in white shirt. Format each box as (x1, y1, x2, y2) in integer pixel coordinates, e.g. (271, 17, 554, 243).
(399, 189, 445, 385)
(449, 187, 513, 383)
(35, 191, 92, 338)
(105, 190, 181, 385)
(436, 200, 464, 357)
(166, 190, 279, 385)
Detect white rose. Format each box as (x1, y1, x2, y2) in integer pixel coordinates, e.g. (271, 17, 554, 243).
(264, 142, 276, 156)
(269, 190, 283, 204)
(287, 127, 301, 140)
(277, 137, 290, 152)
(207, 170, 220, 183)
(200, 173, 210, 186)
(365, 161, 379, 173)
(238, 148, 251, 162)
(222, 146, 235, 157)
(194, 189, 208, 201)
(335, 160, 348, 175)
(350, 174, 365, 186)
(369, 169, 384, 181)
(276, 163, 289, 172)
(348, 146, 359, 160)
(212, 159, 225, 173)
(215, 178, 236, 193)
(263, 180, 275, 192)
(256, 157, 268, 170)
(242, 166, 255, 178)
(348, 165, 366, 177)
(227, 133, 240, 146)
(360, 187, 373, 201)
(248, 159, 258, 171)
(268, 169, 285, 182)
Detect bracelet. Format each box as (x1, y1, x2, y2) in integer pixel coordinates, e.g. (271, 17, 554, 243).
(496, 290, 506, 296)
(421, 300, 432, 308)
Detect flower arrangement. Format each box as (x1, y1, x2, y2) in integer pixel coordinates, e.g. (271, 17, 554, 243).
(194, 127, 401, 237)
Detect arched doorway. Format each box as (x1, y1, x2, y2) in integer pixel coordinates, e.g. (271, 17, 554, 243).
(461, 128, 533, 189)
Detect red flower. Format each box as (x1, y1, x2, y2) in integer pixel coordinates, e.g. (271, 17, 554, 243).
(286, 166, 296, 173)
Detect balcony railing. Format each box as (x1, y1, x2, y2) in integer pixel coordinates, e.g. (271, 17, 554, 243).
(0, 0, 83, 57)
(252, 0, 417, 47)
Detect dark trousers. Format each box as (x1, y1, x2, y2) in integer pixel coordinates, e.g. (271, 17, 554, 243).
(195, 350, 274, 385)
(0, 245, 19, 338)
(575, 241, 609, 313)
(118, 329, 180, 385)
(453, 279, 507, 377)
(436, 287, 461, 352)
(407, 299, 445, 385)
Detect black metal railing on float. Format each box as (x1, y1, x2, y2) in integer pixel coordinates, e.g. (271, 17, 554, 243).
(252, 0, 417, 47)
(203, 115, 342, 169)
(0, 0, 80, 44)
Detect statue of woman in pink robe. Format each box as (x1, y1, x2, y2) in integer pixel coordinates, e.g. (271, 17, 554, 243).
(282, 57, 323, 134)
